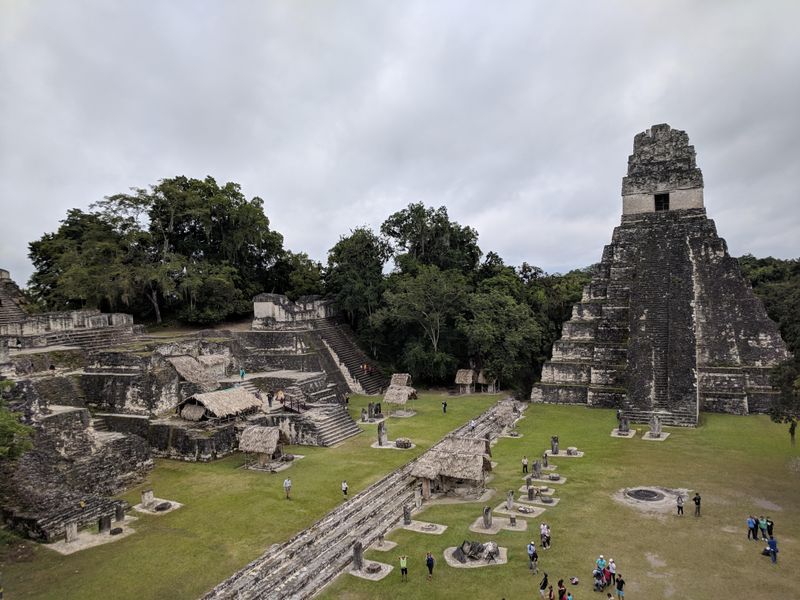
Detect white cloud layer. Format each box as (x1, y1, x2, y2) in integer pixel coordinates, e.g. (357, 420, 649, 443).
(2, 0, 799, 284)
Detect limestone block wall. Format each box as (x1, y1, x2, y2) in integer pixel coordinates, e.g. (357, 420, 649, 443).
(148, 421, 239, 461)
(252, 294, 335, 330)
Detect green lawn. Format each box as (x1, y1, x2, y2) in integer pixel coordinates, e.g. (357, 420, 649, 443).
(319, 405, 800, 600)
(0, 392, 499, 600)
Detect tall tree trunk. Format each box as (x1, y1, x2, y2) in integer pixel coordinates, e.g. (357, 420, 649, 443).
(148, 288, 162, 324)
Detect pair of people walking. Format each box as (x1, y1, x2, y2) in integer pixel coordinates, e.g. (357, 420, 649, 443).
(399, 553, 435, 581)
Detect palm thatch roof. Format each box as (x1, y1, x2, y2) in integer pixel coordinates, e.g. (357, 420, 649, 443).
(455, 369, 476, 385)
(384, 384, 416, 405)
(239, 426, 282, 454)
(167, 355, 219, 392)
(410, 450, 490, 482)
(444, 435, 491, 457)
(177, 387, 261, 420)
(390, 373, 412, 386)
(180, 403, 206, 421)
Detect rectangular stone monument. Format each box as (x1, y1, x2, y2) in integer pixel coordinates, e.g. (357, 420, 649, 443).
(115, 504, 126, 522)
(482, 506, 492, 529)
(532, 459, 542, 479)
(377, 421, 388, 446)
(403, 504, 412, 525)
(352, 541, 364, 571)
(141, 489, 155, 509)
(506, 490, 514, 511)
(65, 521, 78, 543)
(98, 515, 112, 534)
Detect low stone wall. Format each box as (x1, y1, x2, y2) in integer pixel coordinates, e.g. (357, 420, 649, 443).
(148, 421, 239, 461)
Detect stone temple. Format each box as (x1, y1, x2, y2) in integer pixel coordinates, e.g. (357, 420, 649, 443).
(532, 124, 789, 426)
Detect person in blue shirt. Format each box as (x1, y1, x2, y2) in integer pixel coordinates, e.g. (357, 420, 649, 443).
(747, 515, 757, 540)
(768, 536, 779, 564)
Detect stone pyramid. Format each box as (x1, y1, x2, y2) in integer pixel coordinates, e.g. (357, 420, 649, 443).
(531, 124, 789, 426)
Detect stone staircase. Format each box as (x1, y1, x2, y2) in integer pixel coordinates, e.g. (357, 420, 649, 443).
(311, 319, 387, 395)
(0, 278, 27, 324)
(41, 326, 138, 352)
(311, 404, 362, 446)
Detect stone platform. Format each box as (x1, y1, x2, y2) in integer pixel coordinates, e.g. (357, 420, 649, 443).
(44, 515, 137, 555)
(443, 546, 508, 568)
(349, 560, 393, 581)
(402, 520, 447, 535)
(494, 503, 545, 519)
(611, 429, 637, 438)
(133, 497, 183, 515)
(469, 515, 527, 534)
(642, 432, 671, 441)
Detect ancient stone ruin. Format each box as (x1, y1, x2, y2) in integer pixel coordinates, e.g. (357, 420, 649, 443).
(532, 124, 789, 425)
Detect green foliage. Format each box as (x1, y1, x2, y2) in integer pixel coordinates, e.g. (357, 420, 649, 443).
(738, 254, 800, 421)
(380, 203, 481, 274)
(28, 176, 297, 324)
(0, 381, 33, 461)
(326, 227, 391, 328)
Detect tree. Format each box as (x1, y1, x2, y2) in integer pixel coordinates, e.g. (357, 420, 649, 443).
(379, 265, 468, 354)
(29, 176, 288, 325)
(380, 203, 481, 274)
(459, 286, 542, 391)
(285, 252, 325, 300)
(326, 227, 391, 328)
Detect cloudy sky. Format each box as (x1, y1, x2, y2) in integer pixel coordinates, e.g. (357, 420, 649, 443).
(1, 0, 798, 285)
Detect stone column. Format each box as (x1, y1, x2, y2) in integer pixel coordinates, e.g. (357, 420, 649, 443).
(115, 504, 126, 522)
(141, 489, 154, 509)
(509, 515, 517, 527)
(421, 478, 431, 500)
(65, 522, 78, 543)
(506, 490, 514, 511)
(525, 476, 533, 489)
(482, 506, 492, 529)
(99, 515, 112, 534)
(352, 541, 364, 571)
(528, 487, 535, 501)
(403, 504, 412, 525)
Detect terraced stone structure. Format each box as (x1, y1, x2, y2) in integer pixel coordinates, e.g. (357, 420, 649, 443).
(532, 124, 789, 426)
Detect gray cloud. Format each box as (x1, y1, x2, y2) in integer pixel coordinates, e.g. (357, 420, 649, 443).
(2, 0, 798, 285)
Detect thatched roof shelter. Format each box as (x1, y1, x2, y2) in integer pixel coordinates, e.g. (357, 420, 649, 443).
(167, 355, 219, 392)
(410, 450, 490, 482)
(176, 387, 261, 421)
(445, 435, 491, 457)
(390, 373, 412, 386)
(384, 384, 416, 405)
(239, 426, 283, 455)
(455, 369, 476, 385)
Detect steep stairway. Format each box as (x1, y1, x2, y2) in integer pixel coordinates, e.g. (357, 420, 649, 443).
(311, 319, 387, 395)
(311, 404, 362, 446)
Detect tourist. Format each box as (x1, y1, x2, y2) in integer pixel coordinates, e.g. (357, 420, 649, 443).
(540, 522, 548, 548)
(283, 477, 292, 499)
(544, 523, 551, 549)
(566, 593, 573, 600)
(527, 540, 537, 572)
(442, 400, 447, 414)
(425, 551, 435, 580)
(547, 584, 555, 600)
(239, 366, 246, 380)
(693, 492, 701, 516)
(747, 515, 757, 540)
(539, 572, 549, 599)
(399, 555, 408, 581)
(596, 554, 606, 570)
(676, 493, 684, 515)
(767, 535, 779, 564)
(615, 574, 625, 598)
(593, 568, 605, 592)
(766, 516, 774, 537)
(341, 480, 348, 498)
(758, 515, 768, 540)
(522, 455, 529, 474)
(557, 579, 567, 600)
(608, 558, 616, 584)
(607, 594, 614, 600)
(267, 390, 274, 408)
(470, 419, 476, 431)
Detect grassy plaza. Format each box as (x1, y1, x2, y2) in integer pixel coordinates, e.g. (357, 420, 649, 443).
(2, 394, 799, 600)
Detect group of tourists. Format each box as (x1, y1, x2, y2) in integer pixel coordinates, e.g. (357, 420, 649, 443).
(537, 573, 575, 600)
(591, 554, 624, 596)
(747, 514, 779, 563)
(254, 388, 284, 410)
(675, 491, 701, 516)
(397, 552, 435, 581)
